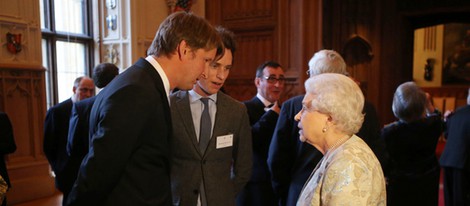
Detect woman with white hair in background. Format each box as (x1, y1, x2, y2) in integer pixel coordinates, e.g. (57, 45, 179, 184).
(295, 73, 386, 206)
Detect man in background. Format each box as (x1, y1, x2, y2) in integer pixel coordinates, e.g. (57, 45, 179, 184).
(170, 26, 252, 206)
(66, 63, 119, 195)
(43, 76, 94, 204)
(237, 61, 285, 206)
(66, 11, 222, 206)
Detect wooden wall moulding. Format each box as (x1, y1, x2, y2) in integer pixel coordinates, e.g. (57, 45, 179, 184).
(221, 0, 276, 21)
(0, 0, 22, 20)
(232, 31, 275, 78)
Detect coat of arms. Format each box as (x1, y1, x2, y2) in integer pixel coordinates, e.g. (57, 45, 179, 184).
(6, 32, 22, 54)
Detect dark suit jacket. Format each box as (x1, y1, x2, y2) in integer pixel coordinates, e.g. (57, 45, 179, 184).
(0, 112, 16, 188)
(66, 58, 172, 206)
(67, 96, 96, 158)
(381, 111, 442, 206)
(243, 96, 278, 182)
(267, 95, 381, 206)
(43, 98, 76, 193)
(65, 96, 96, 193)
(237, 96, 278, 205)
(170, 91, 252, 206)
(440, 105, 470, 170)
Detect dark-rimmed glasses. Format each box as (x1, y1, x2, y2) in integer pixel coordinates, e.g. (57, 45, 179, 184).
(263, 76, 286, 84)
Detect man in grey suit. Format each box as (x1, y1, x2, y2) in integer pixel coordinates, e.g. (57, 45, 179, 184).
(66, 12, 222, 206)
(170, 26, 252, 206)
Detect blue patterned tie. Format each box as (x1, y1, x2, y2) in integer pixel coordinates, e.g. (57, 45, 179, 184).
(199, 98, 211, 153)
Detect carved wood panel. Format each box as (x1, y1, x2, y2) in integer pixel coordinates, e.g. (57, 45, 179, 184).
(0, 67, 55, 204)
(206, 0, 322, 102)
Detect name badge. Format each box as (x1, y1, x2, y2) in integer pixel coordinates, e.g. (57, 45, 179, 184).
(216, 134, 233, 149)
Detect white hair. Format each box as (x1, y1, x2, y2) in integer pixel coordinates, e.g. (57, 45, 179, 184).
(308, 50, 347, 76)
(305, 73, 364, 135)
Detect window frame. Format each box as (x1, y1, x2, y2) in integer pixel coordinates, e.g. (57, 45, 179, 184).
(41, 0, 95, 107)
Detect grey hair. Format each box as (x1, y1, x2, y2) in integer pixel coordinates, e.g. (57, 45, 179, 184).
(467, 88, 470, 105)
(308, 50, 347, 76)
(73, 76, 86, 88)
(305, 73, 364, 135)
(392, 81, 426, 123)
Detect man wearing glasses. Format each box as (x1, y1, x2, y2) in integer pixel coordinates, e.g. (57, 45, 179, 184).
(43, 76, 94, 205)
(237, 61, 285, 206)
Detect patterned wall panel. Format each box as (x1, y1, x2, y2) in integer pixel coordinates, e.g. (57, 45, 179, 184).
(0, 68, 54, 204)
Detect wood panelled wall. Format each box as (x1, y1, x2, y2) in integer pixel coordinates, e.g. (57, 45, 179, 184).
(324, 0, 470, 124)
(205, 0, 323, 102)
(207, 0, 470, 125)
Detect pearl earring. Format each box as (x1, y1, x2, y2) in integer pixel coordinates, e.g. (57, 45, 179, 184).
(322, 127, 327, 133)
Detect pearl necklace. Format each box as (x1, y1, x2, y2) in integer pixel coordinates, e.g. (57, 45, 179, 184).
(326, 135, 351, 153)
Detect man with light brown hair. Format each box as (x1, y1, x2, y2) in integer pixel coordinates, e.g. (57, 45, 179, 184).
(66, 12, 222, 206)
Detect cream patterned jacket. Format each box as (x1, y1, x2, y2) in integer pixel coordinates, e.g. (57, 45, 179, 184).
(297, 135, 386, 206)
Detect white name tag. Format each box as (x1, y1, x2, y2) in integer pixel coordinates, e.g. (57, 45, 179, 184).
(216, 134, 233, 149)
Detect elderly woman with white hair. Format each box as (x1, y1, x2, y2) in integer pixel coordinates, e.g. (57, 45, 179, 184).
(295, 73, 386, 206)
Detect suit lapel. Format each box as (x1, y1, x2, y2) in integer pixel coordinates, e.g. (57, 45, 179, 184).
(174, 91, 201, 153)
(205, 92, 232, 156)
(137, 58, 173, 140)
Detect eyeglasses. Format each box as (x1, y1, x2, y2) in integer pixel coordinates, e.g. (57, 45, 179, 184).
(78, 88, 94, 93)
(263, 76, 286, 84)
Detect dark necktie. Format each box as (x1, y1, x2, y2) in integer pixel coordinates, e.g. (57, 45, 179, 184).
(199, 98, 211, 153)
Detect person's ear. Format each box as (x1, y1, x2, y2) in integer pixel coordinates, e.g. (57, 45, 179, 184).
(254, 77, 261, 87)
(177, 40, 189, 60)
(72, 86, 77, 94)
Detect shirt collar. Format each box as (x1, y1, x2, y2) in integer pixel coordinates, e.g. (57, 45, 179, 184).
(189, 90, 217, 103)
(145, 56, 170, 101)
(256, 93, 273, 107)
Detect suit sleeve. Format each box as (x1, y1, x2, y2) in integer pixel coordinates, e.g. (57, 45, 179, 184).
(43, 109, 59, 171)
(233, 106, 253, 194)
(67, 104, 79, 156)
(0, 113, 16, 155)
(267, 100, 297, 203)
(67, 103, 88, 159)
(67, 86, 156, 205)
(251, 110, 279, 149)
